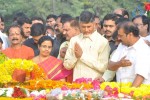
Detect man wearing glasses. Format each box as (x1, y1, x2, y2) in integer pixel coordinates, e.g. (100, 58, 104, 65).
(132, 15, 150, 46)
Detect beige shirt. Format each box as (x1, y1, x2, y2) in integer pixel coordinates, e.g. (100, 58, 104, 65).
(63, 31, 110, 80)
(57, 41, 69, 61)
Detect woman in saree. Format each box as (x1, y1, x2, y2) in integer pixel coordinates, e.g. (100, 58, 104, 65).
(32, 36, 72, 81)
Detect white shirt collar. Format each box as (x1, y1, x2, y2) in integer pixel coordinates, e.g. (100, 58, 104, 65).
(80, 30, 98, 41)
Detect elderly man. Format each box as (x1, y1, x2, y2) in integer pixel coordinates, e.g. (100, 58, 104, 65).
(58, 18, 80, 61)
(113, 8, 129, 19)
(64, 11, 110, 81)
(58, 18, 80, 82)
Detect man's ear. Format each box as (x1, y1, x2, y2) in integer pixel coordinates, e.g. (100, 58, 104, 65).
(144, 24, 148, 30)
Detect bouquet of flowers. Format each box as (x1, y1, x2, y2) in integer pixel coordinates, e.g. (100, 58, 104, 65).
(144, 2, 150, 18)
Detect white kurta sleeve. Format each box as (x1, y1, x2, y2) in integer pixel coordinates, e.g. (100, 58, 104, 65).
(63, 39, 77, 70)
(102, 70, 116, 82)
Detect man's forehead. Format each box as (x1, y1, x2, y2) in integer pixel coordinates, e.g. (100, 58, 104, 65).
(47, 18, 55, 21)
(23, 23, 31, 26)
(118, 28, 125, 34)
(64, 22, 70, 27)
(10, 27, 20, 31)
(9, 29, 20, 34)
(103, 20, 115, 24)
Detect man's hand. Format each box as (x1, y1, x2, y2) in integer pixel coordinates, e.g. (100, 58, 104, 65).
(145, 40, 150, 46)
(74, 42, 83, 58)
(132, 74, 144, 87)
(60, 47, 68, 58)
(119, 56, 132, 67)
(95, 77, 105, 83)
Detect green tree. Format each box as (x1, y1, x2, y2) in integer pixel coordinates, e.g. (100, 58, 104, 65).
(0, 0, 147, 26)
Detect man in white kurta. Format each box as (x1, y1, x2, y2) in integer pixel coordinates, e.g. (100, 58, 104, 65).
(108, 21, 150, 87)
(63, 11, 110, 81)
(111, 39, 150, 84)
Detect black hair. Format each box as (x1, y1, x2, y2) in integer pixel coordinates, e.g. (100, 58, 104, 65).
(79, 11, 95, 23)
(99, 20, 104, 28)
(112, 18, 129, 40)
(38, 36, 53, 47)
(45, 26, 54, 34)
(64, 18, 79, 29)
(118, 21, 139, 37)
(116, 17, 129, 25)
(17, 17, 31, 26)
(94, 15, 99, 19)
(0, 37, 3, 44)
(46, 14, 57, 20)
(7, 24, 24, 36)
(59, 14, 72, 24)
(45, 26, 54, 32)
(132, 15, 150, 32)
(75, 16, 80, 22)
(115, 14, 124, 18)
(31, 16, 45, 24)
(31, 23, 45, 36)
(121, 9, 129, 18)
(103, 13, 119, 25)
(0, 15, 4, 22)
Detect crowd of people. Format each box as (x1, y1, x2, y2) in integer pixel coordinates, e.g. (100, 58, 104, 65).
(0, 8, 150, 87)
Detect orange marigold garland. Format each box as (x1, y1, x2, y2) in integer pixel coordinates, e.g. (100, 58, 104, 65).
(30, 64, 46, 80)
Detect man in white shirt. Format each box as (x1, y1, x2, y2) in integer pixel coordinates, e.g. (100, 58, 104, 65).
(0, 31, 9, 50)
(63, 11, 110, 81)
(58, 18, 80, 61)
(0, 15, 9, 50)
(108, 21, 150, 87)
(132, 15, 150, 46)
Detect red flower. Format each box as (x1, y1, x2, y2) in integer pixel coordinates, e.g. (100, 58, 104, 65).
(12, 87, 27, 98)
(145, 3, 150, 11)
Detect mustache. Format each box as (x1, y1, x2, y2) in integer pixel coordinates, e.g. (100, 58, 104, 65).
(12, 38, 19, 41)
(26, 32, 31, 34)
(105, 30, 111, 33)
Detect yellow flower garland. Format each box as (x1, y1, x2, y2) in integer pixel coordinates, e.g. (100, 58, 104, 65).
(3, 59, 34, 75)
(100, 82, 150, 97)
(0, 59, 45, 83)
